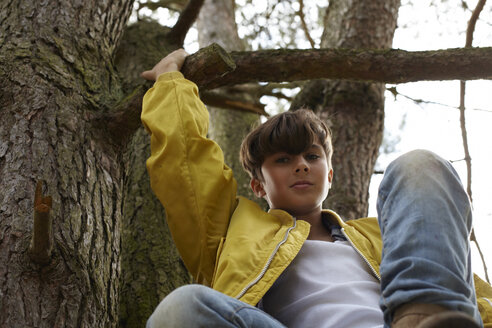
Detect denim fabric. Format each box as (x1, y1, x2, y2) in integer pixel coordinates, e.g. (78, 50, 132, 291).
(377, 149, 482, 327)
(146, 284, 285, 328)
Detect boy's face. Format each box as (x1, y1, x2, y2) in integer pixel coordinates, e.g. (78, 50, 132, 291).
(250, 142, 333, 218)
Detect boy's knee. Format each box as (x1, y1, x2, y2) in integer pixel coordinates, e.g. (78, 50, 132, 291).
(389, 149, 443, 174)
(378, 149, 466, 209)
(148, 285, 212, 327)
(385, 149, 460, 185)
(165, 284, 211, 306)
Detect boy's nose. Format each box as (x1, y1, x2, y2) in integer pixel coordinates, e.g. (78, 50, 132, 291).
(295, 158, 309, 173)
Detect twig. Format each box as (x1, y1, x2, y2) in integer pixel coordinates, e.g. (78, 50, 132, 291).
(200, 91, 269, 116)
(459, 83, 472, 201)
(29, 180, 53, 265)
(297, 0, 315, 48)
(471, 230, 490, 283)
(138, 0, 188, 13)
(167, 0, 205, 46)
(461, 0, 489, 284)
(465, 0, 486, 46)
(228, 82, 303, 101)
(387, 87, 492, 113)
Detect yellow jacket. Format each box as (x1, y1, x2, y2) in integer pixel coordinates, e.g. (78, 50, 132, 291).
(141, 72, 492, 326)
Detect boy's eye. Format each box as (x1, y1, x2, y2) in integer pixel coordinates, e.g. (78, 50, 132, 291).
(275, 156, 290, 163)
(306, 154, 320, 160)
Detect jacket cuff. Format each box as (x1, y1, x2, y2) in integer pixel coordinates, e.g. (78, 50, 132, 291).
(156, 71, 185, 83)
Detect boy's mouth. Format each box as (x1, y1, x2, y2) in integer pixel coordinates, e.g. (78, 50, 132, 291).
(290, 181, 313, 188)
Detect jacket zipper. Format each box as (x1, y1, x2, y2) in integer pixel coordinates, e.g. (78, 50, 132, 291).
(341, 227, 381, 281)
(235, 218, 298, 300)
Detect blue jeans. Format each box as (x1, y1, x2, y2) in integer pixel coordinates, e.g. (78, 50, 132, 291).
(146, 284, 285, 328)
(147, 150, 482, 327)
(378, 149, 482, 327)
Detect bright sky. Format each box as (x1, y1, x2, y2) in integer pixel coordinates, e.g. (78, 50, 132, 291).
(368, 0, 492, 281)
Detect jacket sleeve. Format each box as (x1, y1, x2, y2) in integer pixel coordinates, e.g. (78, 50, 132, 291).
(141, 71, 238, 286)
(474, 274, 492, 327)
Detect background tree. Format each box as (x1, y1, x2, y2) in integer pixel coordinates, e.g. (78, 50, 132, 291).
(1, 0, 490, 327)
(291, 0, 400, 219)
(196, 0, 260, 200)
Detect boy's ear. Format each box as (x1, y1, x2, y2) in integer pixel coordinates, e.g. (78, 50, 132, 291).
(328, 169, 334, 186)
(250, 178, 266, 198)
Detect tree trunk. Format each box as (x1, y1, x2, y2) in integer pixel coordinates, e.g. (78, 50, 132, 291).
(196, 0, 261, 202)
(0, 0, 133, 326)
(119, 128, 191, 328)
(292, 0, 400, 220)
(113, 20, 192, 328)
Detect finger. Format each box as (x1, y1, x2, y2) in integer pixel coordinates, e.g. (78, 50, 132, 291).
(141, 70, 155, 81)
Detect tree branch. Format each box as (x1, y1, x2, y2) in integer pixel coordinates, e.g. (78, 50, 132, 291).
(297, 0, 315, 48)
(182, 46, 492, 89)
(102, 43, 236, 141)
(167, 0, 205, 46)
(181, 43, 236, 87)
(97, 85, 148, 145)
(29, 180, 53, 265)
(200, 91, 268, 116)
(387, 86, 492, 113)
(460, 0, 489, 284)
(106, 44, 492, 142)
(137, 0, 188, 13)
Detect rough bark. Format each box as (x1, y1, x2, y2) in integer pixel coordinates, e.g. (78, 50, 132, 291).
(0, 0, 133, 326)
(196, 0, 261, 202)
(118, 129, 191, 328)
(291, 0, 401, 220)
(192, 47, 492, 89)
(114, 20, 192, 328)
(111, 43, 492, 143)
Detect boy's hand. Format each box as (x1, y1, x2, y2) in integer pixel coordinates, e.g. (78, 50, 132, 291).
(141, 48, 189, 81)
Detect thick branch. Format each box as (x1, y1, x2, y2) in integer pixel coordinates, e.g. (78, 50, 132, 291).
(102, 43, 236, 140)
(167, 0, 205, 46)
(29, 180, 53, 265)
(98, 85, 147, 145)
(107, 44, 492, 140)
(182, 46, 492, 89)
(181, 43, 236, 87)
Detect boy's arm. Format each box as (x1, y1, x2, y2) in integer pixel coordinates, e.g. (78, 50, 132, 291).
(141, 51, 238, 285)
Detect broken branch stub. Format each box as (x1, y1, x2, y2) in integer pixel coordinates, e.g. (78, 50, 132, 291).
(181, 43, 236, 89)
(29, 180, 53, 265)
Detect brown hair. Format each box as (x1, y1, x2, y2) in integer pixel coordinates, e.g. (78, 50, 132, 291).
(240, 108, 333, 180)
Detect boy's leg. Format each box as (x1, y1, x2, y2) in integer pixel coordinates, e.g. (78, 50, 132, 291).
(376, 150, 482, 327)
(146, 284, 286, 328)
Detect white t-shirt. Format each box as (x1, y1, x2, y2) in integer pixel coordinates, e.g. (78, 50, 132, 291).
(261, 239, 384, 328)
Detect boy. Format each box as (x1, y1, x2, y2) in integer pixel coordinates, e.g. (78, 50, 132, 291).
(141, 49, 491, 327)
